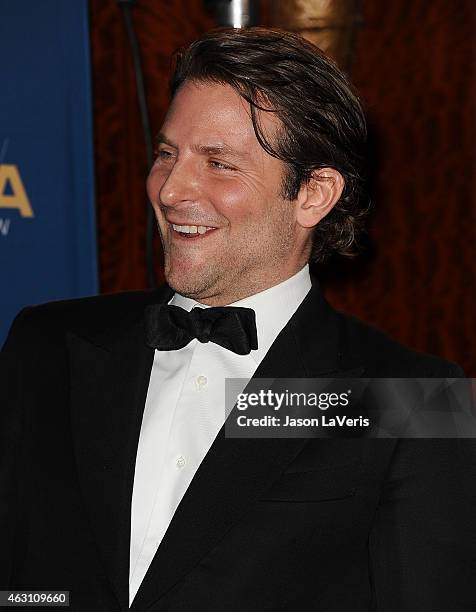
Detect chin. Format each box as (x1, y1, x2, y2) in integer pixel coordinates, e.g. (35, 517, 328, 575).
(165, 265, 210, 300)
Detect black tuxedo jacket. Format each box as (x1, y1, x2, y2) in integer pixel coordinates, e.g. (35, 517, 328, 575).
(1, 278, 475, 611)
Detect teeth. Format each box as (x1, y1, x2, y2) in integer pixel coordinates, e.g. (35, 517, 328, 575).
(172, 224, 214, 234)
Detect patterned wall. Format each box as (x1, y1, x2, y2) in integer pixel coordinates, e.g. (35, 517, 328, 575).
(329, 0, 475, 374)
(89, 0, 215, 291)
(89, 0, 475, 374)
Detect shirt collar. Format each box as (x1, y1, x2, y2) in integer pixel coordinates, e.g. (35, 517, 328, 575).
(170, 265, 312, 365)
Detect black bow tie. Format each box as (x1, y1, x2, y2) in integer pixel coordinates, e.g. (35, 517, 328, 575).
(145, 303, 258, 355)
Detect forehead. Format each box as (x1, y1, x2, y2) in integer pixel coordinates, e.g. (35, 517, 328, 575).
(161, 80, 279, 149)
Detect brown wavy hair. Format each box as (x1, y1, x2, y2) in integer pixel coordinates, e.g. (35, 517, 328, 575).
(170, 27, 368, 263)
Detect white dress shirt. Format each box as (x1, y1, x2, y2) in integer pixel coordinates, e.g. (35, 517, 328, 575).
(129, 265, 312, 605)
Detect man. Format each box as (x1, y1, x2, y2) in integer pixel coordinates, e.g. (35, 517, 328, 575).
(1, 28, 474, 611)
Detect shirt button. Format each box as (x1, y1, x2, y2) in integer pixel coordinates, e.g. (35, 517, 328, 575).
(195, 375, 208, 390)
(176, 456, 186, 469)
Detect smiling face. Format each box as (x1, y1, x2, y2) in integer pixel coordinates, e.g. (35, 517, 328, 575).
(147, 81, 312, 305)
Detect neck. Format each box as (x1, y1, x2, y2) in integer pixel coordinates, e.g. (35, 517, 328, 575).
(179, 264, 310, 307)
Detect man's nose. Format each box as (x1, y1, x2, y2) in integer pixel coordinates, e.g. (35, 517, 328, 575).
(158, 157, 200, 208)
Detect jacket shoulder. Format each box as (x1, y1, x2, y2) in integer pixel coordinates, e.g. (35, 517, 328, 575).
(341, 312, 463, 377)
(2, 288, 169, 351)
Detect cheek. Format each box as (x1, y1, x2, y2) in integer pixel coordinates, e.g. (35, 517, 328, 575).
(211, 178, 264, 223)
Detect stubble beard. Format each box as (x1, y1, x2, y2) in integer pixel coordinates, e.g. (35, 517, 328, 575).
(161, 204, 299, 304)
(163, 247, 227, 302)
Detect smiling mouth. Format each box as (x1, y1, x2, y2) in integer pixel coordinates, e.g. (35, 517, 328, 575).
(170, 223, 217, 238)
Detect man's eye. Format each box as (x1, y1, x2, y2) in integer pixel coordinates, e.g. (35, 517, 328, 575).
(209, 160, 233, 170)
(155, 149, 174, 162)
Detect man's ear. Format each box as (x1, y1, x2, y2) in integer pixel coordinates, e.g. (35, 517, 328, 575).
(295, 168, 345, 228)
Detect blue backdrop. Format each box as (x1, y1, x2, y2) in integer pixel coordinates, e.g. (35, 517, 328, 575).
(0, 0, 98, 346)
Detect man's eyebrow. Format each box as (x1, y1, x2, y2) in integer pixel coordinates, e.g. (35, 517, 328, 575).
(192, 143, 251, 162)
(156, 133, 177, 148)
(156, 133, 247, 160)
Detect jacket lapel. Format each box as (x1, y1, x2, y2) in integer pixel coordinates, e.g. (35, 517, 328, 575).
(132, 277, 365, 610)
